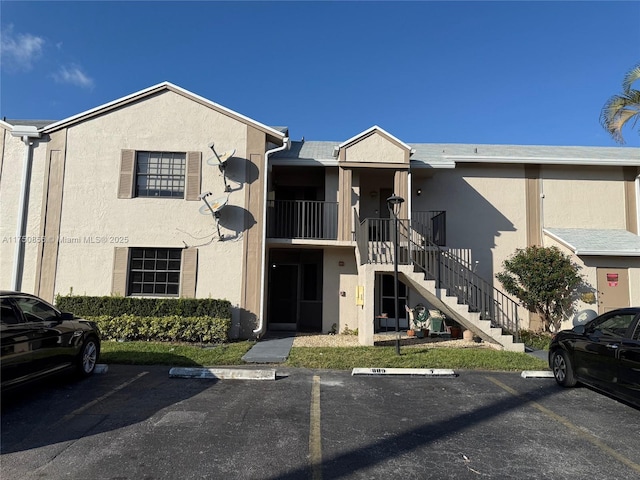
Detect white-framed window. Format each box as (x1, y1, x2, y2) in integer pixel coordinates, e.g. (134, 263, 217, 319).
(136, 151, 186, 198)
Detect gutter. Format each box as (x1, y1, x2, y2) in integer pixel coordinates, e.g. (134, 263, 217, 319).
(10, 126, 42, 291)
(254, 137, 291, 336)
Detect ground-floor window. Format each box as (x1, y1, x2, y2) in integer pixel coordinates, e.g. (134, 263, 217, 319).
(128, 248, 182, 296)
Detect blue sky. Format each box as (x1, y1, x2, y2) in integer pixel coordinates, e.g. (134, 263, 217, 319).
(1, 1, 639, 147)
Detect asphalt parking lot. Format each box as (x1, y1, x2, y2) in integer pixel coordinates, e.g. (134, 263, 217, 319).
(1, 365, 639, 480)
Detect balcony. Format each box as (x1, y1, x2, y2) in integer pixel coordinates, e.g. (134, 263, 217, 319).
(266, 203, 446, 244)
(267, 200, 338, 240)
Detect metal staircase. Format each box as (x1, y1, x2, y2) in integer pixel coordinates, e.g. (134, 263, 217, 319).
(356, 216, 524, 352)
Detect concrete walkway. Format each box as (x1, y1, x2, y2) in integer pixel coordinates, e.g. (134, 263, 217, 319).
(526, 348, 549, 362)
(240, 332, 550, 366)
(241, 332, 295, 363)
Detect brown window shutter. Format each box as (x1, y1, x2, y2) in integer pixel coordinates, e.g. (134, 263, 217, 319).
(111, 247, 129, 295)
(180, 248, 198, 298)
(118, 150, 136, 198)
(185, 151, 201, 201)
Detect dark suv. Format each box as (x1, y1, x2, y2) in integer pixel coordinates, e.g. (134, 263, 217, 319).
(1, 291, 101, 389)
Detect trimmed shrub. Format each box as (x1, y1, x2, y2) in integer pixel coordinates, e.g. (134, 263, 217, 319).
(519, 330, 553, 351)
(55, 295, 231, 319)
(89, 314, 230, 344)
(55, 295, 233, 344)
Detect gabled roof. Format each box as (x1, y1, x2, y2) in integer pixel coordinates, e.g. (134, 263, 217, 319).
(339, 125, 412, 151)
(544, 228, 640, 256)
(40, 82, 287, 144)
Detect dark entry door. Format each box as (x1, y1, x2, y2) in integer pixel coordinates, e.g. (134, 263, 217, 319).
(268, 249, 323, 332)
(269, 264, 299, 331)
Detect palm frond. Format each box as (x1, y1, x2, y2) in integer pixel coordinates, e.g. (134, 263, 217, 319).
(600, 86, 640, 144)
(622, 63, 640, 93)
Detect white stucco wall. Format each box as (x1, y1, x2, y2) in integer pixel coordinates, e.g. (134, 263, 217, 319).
(0, 132, 48, 293)
(52, 90, 250, 304)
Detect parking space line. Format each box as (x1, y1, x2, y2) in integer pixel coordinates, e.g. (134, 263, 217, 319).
(53, 371, 149, 427)
(486, 376, 640, 475)
(309, 375, 322, 480)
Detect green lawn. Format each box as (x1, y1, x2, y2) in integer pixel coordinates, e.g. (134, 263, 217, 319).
(100, 341, 548, 371)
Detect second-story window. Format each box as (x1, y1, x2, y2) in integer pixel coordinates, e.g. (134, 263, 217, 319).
(136, 151, 186, 198)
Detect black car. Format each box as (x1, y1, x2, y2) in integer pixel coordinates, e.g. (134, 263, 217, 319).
(1, 291, 100, 389)
(549, 307, 640, 408)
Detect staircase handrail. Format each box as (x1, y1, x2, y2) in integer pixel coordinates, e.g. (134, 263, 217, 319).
(403, 220, 521, 341)
(353, 217, 521, 340)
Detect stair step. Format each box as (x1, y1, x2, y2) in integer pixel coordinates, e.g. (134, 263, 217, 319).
(398, 258, 522, 353)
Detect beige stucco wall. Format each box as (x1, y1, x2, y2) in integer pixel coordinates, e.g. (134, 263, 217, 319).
(412, 165, 534, 327)
(51, 90, 250, 306)
(414, 165, 528, 283)
(344, 131, 406, 164)
(322, 247, 359, 333)
(0, 132, 48, 293)
(541, 165, 626, 229)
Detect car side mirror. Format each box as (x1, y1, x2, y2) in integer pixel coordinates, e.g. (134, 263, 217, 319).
(59, 312, 75, 320)
(572, 325, 586, 335)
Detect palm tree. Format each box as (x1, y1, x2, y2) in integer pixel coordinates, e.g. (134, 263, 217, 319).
(600, 63, 640, 144)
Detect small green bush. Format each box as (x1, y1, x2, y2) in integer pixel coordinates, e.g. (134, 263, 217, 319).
(89, 314, 230, 344)
(341, 324, 358, 335)
(519, 330, 553, 351)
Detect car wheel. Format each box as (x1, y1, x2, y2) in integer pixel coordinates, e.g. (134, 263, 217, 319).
(77, 336, 99, 376)
(551, 350, 577, 387)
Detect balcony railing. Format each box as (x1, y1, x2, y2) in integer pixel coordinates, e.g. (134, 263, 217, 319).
(412, 211, 446, 246)
(267, 200, 338, 240)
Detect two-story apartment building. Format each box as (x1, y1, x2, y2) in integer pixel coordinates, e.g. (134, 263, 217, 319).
(2, 82, 639, 350)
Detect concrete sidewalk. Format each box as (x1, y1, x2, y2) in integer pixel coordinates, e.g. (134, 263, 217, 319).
(526, 348, 549, 362)
(240, 332, 551, 366)
(241, 332, 295, 363)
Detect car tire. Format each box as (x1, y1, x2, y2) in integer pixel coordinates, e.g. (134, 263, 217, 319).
(551, 349, 577, 387)
(77, 336, 99, 377)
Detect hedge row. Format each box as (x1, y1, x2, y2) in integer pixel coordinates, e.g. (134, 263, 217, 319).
(55, 295, 231, 319)
(89, 314, 230, 344)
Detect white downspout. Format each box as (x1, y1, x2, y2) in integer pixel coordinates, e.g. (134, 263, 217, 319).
(407, 169, 412, 224)
(11, 126, 41, 291)
(254, 137, 291, 336)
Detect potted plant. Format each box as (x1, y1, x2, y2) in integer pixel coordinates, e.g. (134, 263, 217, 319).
(449, 324, 462, 339)
(413, 305, 429, 338)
